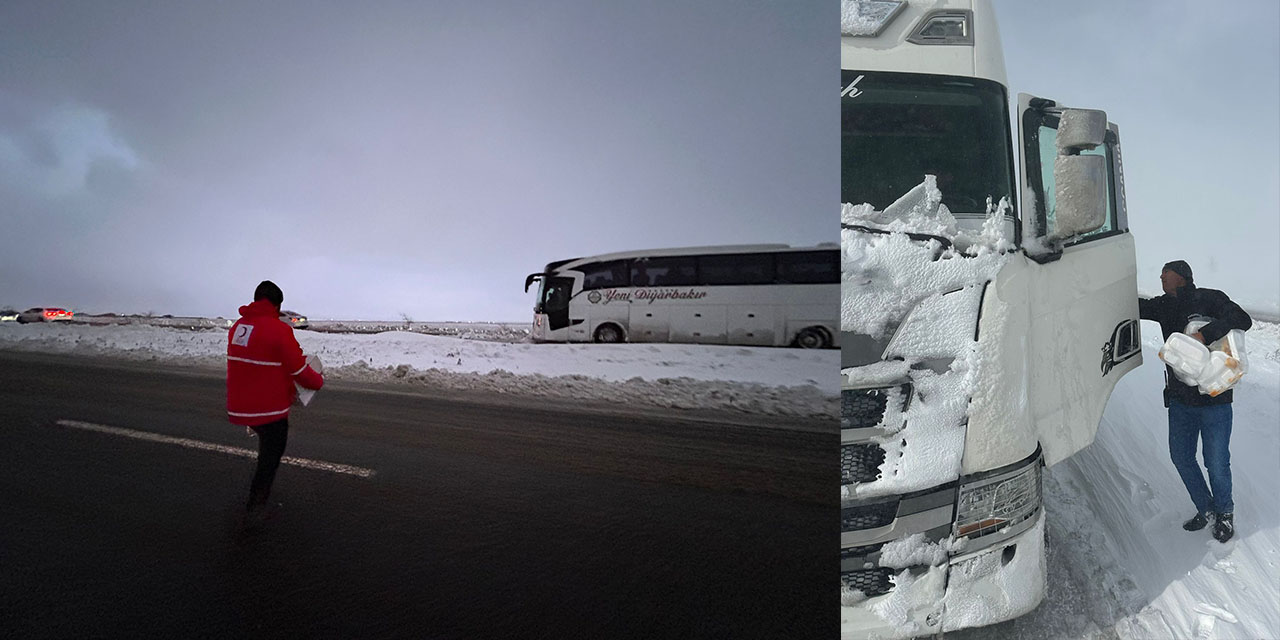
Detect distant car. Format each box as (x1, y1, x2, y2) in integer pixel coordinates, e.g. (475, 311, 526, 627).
(280, 310, 309, 329)
(17, 307, 74, 323)
(0, 309, 18, 322)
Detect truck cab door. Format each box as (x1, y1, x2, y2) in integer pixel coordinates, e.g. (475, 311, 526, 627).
(1017, 93, 1143, 466)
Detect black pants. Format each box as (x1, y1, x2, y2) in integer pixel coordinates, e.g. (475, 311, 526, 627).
(248, 418, 289, 509)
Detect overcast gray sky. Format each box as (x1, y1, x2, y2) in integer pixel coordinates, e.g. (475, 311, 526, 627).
(0, 1, 834, 321)
(3, 1, 1277, 322)
(996, 0, 1280, 313)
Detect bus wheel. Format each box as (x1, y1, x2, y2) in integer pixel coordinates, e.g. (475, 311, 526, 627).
(594, 324, 624, 344)
(795, 327, 829, 349)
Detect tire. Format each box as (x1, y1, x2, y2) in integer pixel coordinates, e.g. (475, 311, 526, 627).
(593, 324, 624, 344)
(794, 326, 829, 349)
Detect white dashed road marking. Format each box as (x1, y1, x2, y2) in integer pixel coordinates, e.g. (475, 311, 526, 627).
(54, 419, 376, 478)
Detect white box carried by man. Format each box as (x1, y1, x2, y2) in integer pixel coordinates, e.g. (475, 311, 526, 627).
(1159, 319, 1248, 397)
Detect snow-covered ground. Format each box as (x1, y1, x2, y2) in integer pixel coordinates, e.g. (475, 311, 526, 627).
(1070, 320, 1279, 639)
(4, 316, 1276, 637)
(0, 323, 839, 418)
(952, 320, 1280, 640)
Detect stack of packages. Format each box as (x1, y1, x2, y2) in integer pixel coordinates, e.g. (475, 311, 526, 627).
(1158, 320, 1249, 397)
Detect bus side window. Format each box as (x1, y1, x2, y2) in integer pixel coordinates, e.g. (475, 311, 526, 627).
(581, 260, 630, 290)
(638, 256, 697, 287)
(631, 260, 653, 287)
(699, 254, 774, 285)
(777, 251, 840, 284)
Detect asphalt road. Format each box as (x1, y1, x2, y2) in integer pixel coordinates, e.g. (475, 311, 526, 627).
(0, 351, 838, 639)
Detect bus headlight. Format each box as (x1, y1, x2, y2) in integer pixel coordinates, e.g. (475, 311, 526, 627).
(955, 459, 1041, 540)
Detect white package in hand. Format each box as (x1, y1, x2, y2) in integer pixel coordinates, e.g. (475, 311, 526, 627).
(1209, 329, 1248, 375)
(295, 354, 323, 407)
(1158, 333, 1211, 385)
(1197, 351, 1243, 397)
(1159, 329, 1248, 396)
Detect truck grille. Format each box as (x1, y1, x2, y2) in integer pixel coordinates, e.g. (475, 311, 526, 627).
(841, 443, 886, 484)
(841, 500, 898, 532)
(841, 542, 886, 559)
(841, 384, 911, 430)
(841, 568, 895, 597)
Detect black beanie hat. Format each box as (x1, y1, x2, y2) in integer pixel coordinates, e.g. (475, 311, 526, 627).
(1162, 260, 1193, 283)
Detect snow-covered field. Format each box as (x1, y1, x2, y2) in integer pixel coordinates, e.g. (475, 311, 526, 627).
(0, 322, 839, 418)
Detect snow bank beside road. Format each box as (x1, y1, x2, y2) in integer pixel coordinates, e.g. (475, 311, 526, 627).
(1069, 320, 1280, 639)
(0, 323, 839, 418)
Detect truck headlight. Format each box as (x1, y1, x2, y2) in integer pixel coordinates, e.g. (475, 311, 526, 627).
(955, 459, 1041, 540)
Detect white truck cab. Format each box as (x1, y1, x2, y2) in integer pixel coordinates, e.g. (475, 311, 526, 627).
(841, 1, 1141, 636)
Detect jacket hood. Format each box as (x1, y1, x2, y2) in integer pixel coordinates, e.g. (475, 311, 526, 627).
(239, 299, 280, 318)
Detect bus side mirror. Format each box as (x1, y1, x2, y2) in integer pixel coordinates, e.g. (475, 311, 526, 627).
(1048, 109, 1108, 242)
(525, 273, 542, 292)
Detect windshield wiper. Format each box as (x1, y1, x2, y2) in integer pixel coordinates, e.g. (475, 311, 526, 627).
(841, 223, 954, 250)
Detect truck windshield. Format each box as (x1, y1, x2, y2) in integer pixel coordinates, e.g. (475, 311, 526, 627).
(842, 71, 1014, 215)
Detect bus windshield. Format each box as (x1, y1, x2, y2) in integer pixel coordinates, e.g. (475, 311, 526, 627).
(539, 276, 572, 312)
(842, 71, 1014, 214)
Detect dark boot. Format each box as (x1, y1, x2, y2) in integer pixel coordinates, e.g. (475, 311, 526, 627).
(1182, 511, 1211, 531)
(1212, 512, 1234, 542)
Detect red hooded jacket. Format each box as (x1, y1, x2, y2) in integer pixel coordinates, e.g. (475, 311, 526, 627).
(226, 299, 324, 426)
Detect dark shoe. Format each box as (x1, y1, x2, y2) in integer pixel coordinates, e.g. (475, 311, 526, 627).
(1213, 513, 1234, 542)
(1182, 512, 1211, 531)
(242, 501, 279, 531)
(242, 504, 269, 531)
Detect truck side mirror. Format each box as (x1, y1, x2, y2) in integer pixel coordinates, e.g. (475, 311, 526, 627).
(1049, 154, 1107, 241)
(1056, 109, 1107, 152)
(1047, 109, 1109, 242)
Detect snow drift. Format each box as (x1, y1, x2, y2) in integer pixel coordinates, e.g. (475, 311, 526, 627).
(0, 323, 839, 418)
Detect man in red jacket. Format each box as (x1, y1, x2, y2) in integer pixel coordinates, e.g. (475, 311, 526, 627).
(227, 280, 324, 524)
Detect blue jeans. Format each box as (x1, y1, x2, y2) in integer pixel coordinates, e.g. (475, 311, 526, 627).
(1168, 401, 1233, 514)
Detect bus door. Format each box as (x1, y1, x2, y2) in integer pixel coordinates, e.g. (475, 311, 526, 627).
(541, 276, 575, 332)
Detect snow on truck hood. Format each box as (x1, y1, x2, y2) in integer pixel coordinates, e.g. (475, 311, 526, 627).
(842, 177, 1014, 499)
(842, 176, 1013, 339)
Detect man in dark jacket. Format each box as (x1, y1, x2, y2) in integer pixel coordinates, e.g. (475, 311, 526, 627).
(1139, 260, 1252, 543)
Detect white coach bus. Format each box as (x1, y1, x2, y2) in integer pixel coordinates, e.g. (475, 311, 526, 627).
(842, 0, 1141, 637)
(523, 244, 839, 348)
